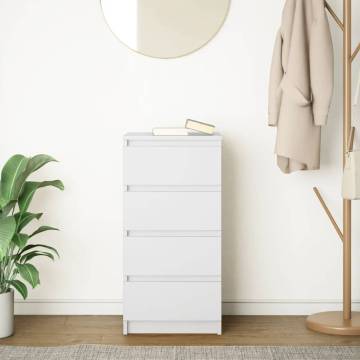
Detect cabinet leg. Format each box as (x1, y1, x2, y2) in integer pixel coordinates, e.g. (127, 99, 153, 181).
(123, 320, 128, 335)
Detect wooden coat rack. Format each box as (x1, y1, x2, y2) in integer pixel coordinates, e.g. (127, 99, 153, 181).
(306, 0, 360, 335)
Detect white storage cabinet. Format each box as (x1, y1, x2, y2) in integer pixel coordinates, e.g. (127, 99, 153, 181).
(123, 133, 222, 335)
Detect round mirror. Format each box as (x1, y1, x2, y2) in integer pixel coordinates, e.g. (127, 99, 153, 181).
(100, 0, 230, 59)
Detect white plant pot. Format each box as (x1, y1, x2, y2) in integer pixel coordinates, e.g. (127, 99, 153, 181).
(0, 290, 14, 338)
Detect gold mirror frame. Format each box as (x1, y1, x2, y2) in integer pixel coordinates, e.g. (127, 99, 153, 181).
(100, 0, 231, 59)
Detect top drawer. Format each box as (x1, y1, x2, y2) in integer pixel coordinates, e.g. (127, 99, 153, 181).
(124, 137, 221, 186)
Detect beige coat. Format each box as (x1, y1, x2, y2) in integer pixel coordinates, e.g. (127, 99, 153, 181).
(269, 0, 334, 173)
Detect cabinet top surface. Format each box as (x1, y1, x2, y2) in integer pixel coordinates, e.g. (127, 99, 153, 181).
(124, 132, 222, 140)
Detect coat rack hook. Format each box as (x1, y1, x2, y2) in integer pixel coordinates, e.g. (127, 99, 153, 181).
(351, 43, 360, 63)
(325, 1, 344, 31)
(347, 127, 355, 153)
(313, 187, 344, 242)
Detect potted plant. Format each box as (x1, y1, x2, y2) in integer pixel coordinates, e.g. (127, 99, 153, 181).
(0, 154, 64, 338)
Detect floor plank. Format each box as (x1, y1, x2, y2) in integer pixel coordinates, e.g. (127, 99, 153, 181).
(1, 316, 360, 346)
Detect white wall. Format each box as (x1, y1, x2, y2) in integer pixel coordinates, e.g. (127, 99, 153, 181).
(0, 0, 359, 315)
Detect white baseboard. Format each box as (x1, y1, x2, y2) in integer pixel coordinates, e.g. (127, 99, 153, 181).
(15, 299, 123, 315)
(15, 299, 360, 316)
(223, 300, 360, 315)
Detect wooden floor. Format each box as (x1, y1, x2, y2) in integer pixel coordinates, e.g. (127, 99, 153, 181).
(1, 316, 360, 346)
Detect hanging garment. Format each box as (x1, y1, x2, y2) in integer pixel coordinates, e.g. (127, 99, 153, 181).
(268, 0, 334, 174)
(342, 149, 360, 200)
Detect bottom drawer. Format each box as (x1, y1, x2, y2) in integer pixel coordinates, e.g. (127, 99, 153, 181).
(125, 320, 221, 335)
(124, 281, 221, 321)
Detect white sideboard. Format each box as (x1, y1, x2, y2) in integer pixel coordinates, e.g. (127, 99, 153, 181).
(123, 132, 222, 335)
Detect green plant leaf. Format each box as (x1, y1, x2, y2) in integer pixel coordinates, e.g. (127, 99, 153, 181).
(19, 244, 59, 258)
(6, 280, 28, 299)
(25, 155, 57, 176)
(15, 212, 43, 232)
(19, 180, 64, 214)
(30, 226, 59, 238)
(0, 201, 16, 219)
(16, 263, 40, 288)
(20, 251, 55, 263)
(0, 216, 16, 260)
(11, 253, 21, 262)
(0, 154, 58, 208)
(0, 155, 29, 203)
(0, 190, 7, 209)
(12, 233, 29, 249)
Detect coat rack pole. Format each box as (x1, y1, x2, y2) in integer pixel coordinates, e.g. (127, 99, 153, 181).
(343, 0, 352, 322)
(306, 0, 360, 335)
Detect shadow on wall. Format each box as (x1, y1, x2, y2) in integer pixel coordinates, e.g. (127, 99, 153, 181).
(321, 17, 345, 168)
(222, 139, 243, 302)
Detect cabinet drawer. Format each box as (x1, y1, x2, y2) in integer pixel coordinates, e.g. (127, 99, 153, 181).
(124, 237, 220, 276)
(124, 282, 221, 321)
(124, 192, 221, 231)
(124, 146, 221, 186)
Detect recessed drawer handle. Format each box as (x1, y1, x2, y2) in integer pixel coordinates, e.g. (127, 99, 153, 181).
(125, 185, 221, 192)
(125, 275, 221, 283)
(125, 230, 221, 237)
